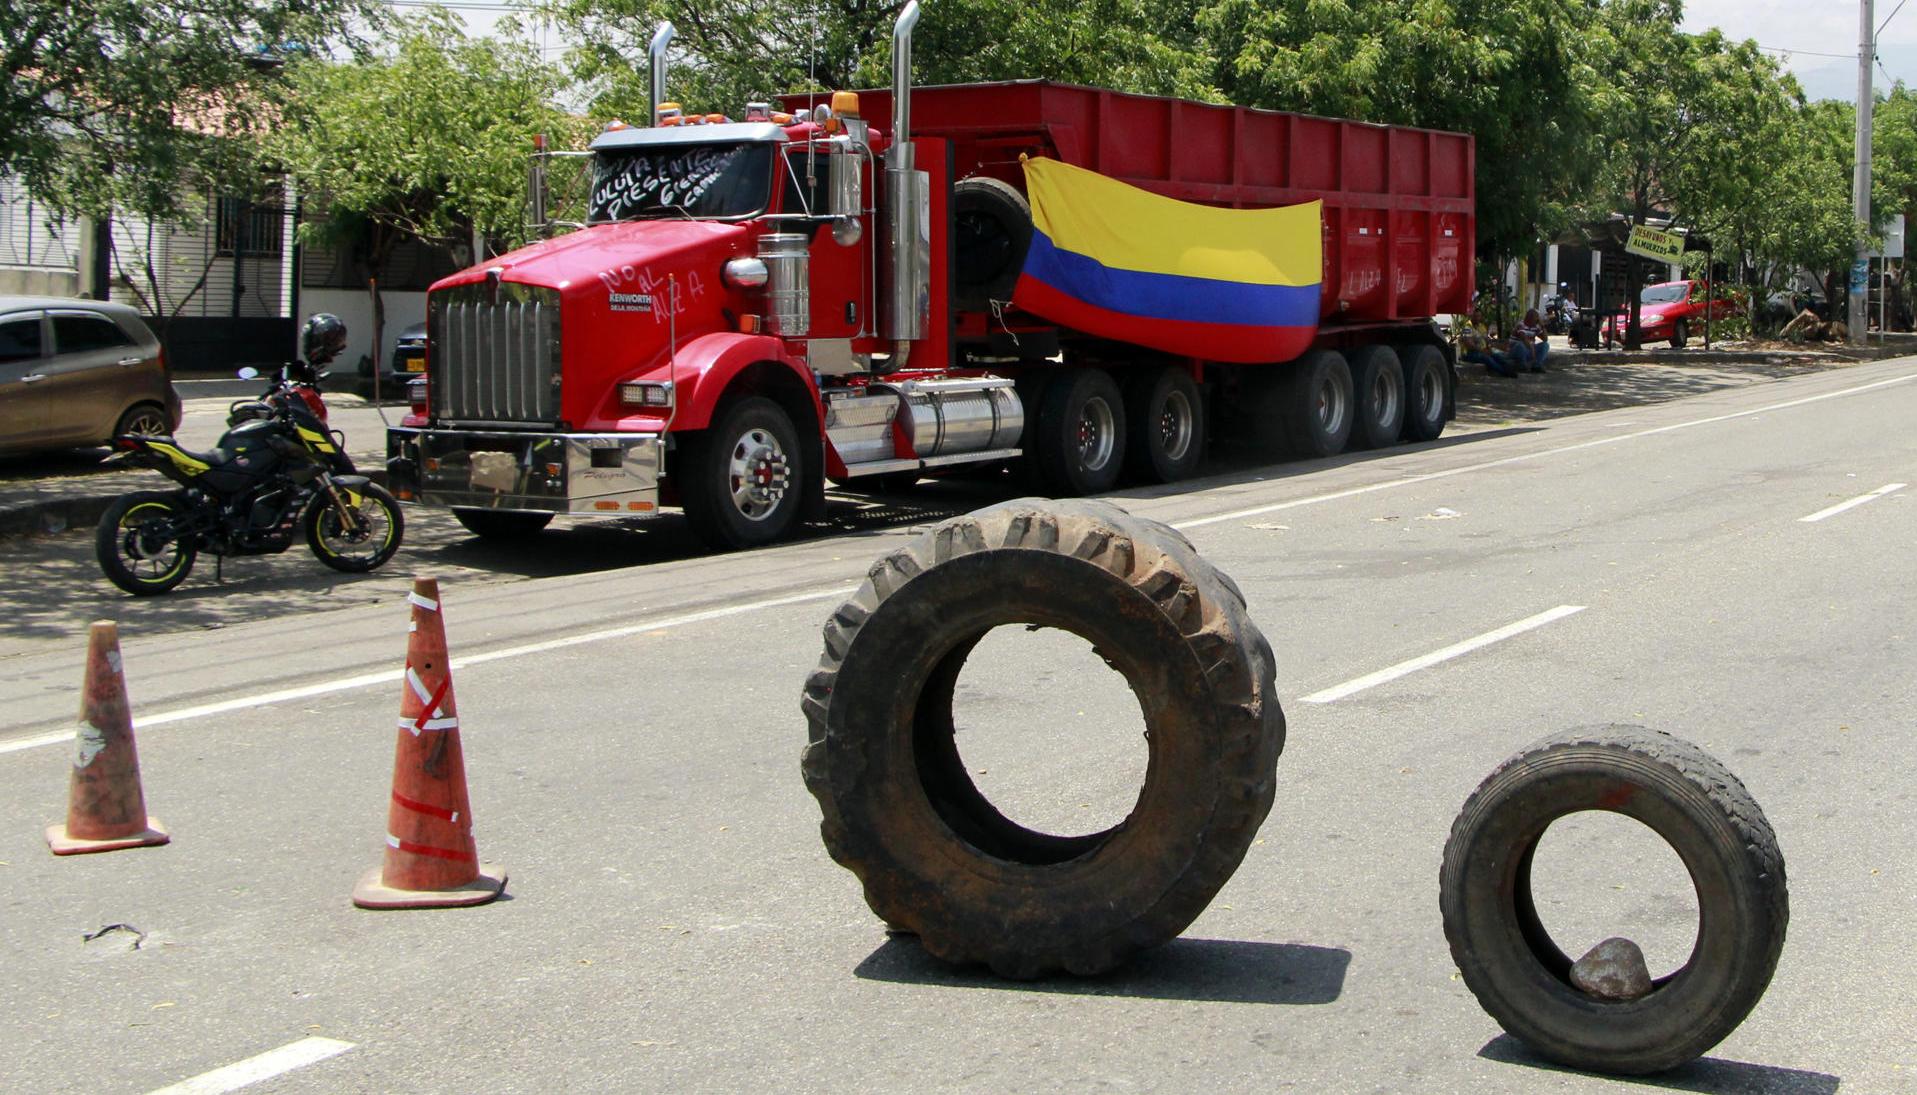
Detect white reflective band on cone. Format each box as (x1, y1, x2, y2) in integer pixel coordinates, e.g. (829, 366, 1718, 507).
(407, 592, 440, 612)
(400, 716, 460, 734)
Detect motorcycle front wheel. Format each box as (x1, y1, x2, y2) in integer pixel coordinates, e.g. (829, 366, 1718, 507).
(97, 491, 198, 596)
(307, 482, 403, 573)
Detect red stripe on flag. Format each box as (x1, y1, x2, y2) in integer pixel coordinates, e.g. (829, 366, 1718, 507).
(1013, 275, 1318, 364)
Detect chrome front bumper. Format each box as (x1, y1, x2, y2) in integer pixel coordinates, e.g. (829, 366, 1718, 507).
(387, 427, 663, 517)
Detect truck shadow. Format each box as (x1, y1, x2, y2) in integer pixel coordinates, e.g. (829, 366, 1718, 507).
(1452, 357, 1849, 427)
(1476, 1034, 1840, 1093)
(853, 934, 1349, 1006)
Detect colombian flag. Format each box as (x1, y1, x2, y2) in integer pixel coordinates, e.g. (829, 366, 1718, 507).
(1013, 157, 1322, 364)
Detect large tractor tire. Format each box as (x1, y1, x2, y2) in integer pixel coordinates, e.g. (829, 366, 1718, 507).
(801, 499, 1285, 978)
(1440, 725, 1788, 1075)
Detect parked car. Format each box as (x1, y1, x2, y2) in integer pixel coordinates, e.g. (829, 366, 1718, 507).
(1603, 280, 1740, 348)
(0, 296, 181, 455)
(357, 321, 427, 399)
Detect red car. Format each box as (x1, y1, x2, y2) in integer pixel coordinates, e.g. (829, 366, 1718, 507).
(1605, 280, 1739, 348)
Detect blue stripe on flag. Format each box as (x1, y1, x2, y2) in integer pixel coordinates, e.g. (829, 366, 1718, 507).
(1022, 231, 1320, 329)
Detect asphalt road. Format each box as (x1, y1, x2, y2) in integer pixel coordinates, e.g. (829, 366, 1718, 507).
(1, 357, 1914, 1092)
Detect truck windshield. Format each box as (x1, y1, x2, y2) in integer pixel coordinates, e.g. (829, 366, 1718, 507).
(589, 142, 774, 222)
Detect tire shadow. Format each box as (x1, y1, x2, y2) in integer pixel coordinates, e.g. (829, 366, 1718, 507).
(853, 934, 1349, 1005)
(1477, 1033, 1840, 1093)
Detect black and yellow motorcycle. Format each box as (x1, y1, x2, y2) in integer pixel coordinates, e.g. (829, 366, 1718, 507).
(95, 363, 403, 596)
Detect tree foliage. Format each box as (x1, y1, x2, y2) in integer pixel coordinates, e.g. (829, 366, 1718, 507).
(272, 11, 586, 261)
(0, 0, 376, 222)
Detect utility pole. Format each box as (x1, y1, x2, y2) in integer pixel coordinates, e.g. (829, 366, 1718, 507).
(1851, 0, 1874, 344)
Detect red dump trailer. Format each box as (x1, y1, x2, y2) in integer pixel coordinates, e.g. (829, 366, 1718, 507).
(390, 6, 1476, 549)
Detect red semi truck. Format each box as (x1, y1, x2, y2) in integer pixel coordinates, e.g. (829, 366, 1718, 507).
(386, 3, 1474, 549)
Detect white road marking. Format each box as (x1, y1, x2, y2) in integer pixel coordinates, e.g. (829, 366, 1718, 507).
(0, 586, 855, 756)
(145, 1036, 354, 1095)
(1798, 482, 1906, 523)
(6, 367, 1915, 754)
(1299, 605, 1586, 704)
(1172, 369, 1917, 530)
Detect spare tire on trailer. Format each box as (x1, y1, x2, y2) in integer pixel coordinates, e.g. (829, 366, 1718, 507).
(952, 177, 1033, 312)
(801, 499, 1285, 978)
(1440, 725, 1788, 1075)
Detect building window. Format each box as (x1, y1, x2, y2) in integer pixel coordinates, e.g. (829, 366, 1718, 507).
(217, 195, 286, 258)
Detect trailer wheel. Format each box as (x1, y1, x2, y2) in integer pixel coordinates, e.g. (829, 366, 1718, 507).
(1281, 350, 1353, 458)
(1440, 725, 1788, 1075)
(679, 396, 805, 550)
(1035, 368, 1126, 495)
(1124, 366, 1205, 483)
(1347, 345, 1406, 450)
(953, 177, 1033, 312)
(801, 499, 1284, 978)
(1400, 344, 1450, 443)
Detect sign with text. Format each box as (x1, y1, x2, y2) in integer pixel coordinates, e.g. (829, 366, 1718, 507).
(1624, 224, 1684, 263)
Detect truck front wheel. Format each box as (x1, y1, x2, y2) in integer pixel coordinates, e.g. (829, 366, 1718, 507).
(680, 396, 805, 550)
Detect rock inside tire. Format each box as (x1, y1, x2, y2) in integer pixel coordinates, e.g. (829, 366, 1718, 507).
(1439, 725, 1788, 1075)
(801, 499, 1284, 978)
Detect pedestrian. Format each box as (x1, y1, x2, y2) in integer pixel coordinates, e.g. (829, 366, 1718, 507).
(1458, 320, 1518, 377)
(1510, 308, 1549, 373)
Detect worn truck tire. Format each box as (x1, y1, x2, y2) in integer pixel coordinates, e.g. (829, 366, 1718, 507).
(801, 499, 1284, 978)
(1440, 725, 1788, 1075)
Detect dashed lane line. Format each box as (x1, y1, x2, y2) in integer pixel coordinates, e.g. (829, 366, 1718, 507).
(1299, 606, 1587, 704)
(145, 1036, 355, 1095)
(1798, 482, 1906, 523)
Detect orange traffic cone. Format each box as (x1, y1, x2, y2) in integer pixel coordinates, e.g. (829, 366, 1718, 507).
(353, 578, 506, 909)
(47, 622, 169, 855)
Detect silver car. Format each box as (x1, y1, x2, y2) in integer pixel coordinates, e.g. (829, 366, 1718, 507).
(0, 296, 182, 455)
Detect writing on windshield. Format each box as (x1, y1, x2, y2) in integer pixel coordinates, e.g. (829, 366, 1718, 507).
(589, 142, 773, 222)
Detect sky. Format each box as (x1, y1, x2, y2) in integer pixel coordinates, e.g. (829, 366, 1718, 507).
(447, 0, 1915, 105)
(1682, 0, 1915, 101)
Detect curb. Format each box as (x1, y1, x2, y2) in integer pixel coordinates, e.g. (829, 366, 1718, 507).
(0, 467, 389, 541)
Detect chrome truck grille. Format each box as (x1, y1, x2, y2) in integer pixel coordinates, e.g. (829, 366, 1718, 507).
(428, 283, 562, 424)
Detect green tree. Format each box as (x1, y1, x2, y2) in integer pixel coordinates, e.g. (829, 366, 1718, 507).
(544, 0, 1216, 123)
(1196, 0, 1604, 274)
(0, 0, 376, 223)
(271, 11, 586, 360)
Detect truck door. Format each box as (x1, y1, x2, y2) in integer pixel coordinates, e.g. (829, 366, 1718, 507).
(0, 311, 49, 446)
(782, 146, 866, 340)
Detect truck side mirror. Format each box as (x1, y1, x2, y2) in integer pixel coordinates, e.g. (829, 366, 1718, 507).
(829, 149, 863, 246)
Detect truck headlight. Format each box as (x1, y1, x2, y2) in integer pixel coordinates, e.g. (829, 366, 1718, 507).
(619, 382, 674, 408)
(723, 257, 769, 288)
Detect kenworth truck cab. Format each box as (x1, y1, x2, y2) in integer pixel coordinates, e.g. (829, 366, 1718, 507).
(388, 2, 1472, 550)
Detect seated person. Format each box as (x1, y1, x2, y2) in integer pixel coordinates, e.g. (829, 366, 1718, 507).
(1458, 321, 1518, 377)
(1510, 308, 1549, 373)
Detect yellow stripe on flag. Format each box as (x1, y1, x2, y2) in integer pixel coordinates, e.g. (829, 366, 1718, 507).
(1022, 157, 1321, 287)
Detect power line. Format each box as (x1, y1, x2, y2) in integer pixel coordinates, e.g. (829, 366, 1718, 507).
(1881, 0, 1909, 37)
(1754, 44, 1857, 60)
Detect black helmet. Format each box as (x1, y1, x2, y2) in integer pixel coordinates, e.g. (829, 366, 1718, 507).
(301, 313, 347, 365)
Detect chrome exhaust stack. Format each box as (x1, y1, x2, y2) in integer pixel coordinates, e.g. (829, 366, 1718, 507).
(647, 22, 675, 125)
(883, 1, 928, 346)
